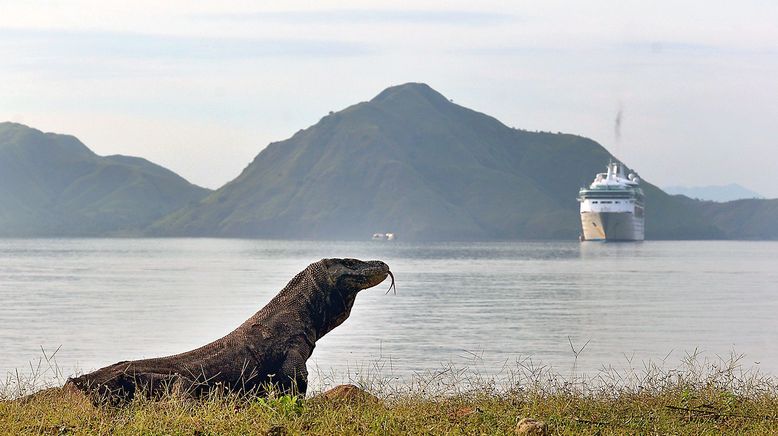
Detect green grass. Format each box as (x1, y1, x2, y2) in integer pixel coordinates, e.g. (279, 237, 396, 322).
(3, 352, 778, 435)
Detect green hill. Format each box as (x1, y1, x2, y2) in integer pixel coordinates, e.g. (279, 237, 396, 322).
(151, 83, 734, 241)
(0, 122, 210, 236)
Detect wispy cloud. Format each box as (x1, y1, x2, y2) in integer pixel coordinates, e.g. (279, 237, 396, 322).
(619, 41, 724, 55)
(198, 9, 515, 26)
(615, 40, 778, 57)
(455, 39, 778, 58)
(0, 28, 373, 61)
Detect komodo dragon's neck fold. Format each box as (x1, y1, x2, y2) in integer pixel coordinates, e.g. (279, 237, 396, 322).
(302, 262, 356, 342)
(239, 261, 355, 346)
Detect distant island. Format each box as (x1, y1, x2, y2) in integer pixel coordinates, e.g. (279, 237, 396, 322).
(2, 83, 777, 240)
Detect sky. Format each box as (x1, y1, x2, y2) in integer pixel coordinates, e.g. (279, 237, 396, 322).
(1, 1, 777, 196)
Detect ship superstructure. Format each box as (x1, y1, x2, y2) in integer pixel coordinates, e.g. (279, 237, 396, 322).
(578, 161, 644, 241)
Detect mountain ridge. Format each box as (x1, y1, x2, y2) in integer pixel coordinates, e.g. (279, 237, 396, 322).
(150, 83, 737, 241)
(663, 183, 764, 202)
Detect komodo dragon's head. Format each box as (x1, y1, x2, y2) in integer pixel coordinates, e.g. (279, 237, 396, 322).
(314, 258, 394, 334)
(321, 258, 393, 292)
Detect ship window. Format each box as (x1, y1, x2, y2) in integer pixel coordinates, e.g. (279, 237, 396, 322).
(592, 201, 598, 204)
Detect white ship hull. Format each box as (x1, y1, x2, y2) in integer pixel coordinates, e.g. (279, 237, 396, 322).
(578, 161, 645, 242)
(581, 211, 644, 241)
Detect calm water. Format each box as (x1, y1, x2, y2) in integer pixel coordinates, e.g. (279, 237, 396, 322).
(1, 239, 777, 388)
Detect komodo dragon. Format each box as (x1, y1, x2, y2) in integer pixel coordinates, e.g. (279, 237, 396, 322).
(65, 258, 394, 404)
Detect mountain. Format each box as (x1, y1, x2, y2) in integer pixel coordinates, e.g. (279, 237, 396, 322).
(151, 83, 730, 241)
(0, 122, 210, 236)
(663, 184, 763, 202)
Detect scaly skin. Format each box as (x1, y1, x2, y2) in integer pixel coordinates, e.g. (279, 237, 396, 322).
(66, 258, 392, 404)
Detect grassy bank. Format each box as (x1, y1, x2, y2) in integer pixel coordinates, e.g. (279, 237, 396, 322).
(3, 353, 778, 435)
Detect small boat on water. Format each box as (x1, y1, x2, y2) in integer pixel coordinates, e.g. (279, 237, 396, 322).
(578, 161, 645, 241)
(371, 232, 396, 241)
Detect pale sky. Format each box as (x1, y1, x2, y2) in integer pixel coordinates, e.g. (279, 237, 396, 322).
(2, 1, 777, 196)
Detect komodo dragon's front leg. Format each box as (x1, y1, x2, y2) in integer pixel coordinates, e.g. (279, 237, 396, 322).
(279, 348, 310, 395)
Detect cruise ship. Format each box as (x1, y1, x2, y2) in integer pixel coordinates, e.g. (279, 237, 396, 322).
(578, 161, 645, 241)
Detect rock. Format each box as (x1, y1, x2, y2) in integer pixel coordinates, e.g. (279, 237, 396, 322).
(313, 384, 379, 404)
(515, 417, 548, 435)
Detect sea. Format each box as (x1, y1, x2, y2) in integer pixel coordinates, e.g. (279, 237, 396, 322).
(1, 239, 776, 390)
